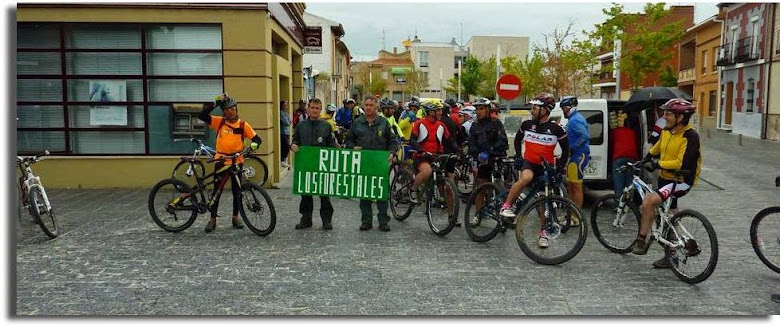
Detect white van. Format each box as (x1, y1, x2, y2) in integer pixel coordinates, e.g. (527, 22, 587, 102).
(504, 99, 648, 191)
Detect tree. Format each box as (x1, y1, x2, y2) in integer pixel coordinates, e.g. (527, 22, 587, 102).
(535, 20, 599, 98)
(353, 65, 387, 99)
(476, 55, 498, 98)
(659, 65, 678, 86)
(403, 66, 428, 97)
(588, 2, 685, 91)
(501, 51, 546, 97)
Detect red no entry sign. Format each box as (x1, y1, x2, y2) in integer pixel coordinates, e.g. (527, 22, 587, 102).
(496, 74, 522, 100)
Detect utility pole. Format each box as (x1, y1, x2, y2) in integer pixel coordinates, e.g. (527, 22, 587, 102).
(458, 58, 462, 100)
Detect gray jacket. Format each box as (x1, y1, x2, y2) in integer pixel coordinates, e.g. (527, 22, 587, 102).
(345, 115, 398, 152)
(292, 119, 336, 148)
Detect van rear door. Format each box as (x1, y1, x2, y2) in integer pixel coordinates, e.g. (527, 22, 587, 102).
(559, 99, 608, 181)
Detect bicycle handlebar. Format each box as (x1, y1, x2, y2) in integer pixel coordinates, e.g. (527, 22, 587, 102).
(206, 147, 252, 164)
(17, 150, 49, 165)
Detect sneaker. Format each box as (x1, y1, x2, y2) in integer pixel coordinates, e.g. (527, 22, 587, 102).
(378, 224, 390, 232)
(652, 256, 671, 269)
(632, 234, 652, 255)
(322, 222, 333, 230)
(232, 218, 244, 229)
(454, 221, 462, 227)
(469, 216, 480, 227)
(359, 223, 373, 231)
(499, 206, 516, 218)
(295, 219, 313, 229)
(204, 219, 216, 233)
(538, 231, 549, 248)
(281, 162, 290, 169)
(409, 187, 421, 205)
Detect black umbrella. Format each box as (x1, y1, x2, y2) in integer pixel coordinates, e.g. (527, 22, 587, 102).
(624, 87, 693, 111)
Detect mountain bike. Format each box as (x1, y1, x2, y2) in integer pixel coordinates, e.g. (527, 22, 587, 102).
(590, 160, 718, 283)
(511, 159, 586, 265)
(750, 176, 780, 273)
(17, 150, 59, 239)
(451, 148, 476, 200)
(172, 137, 269, 187)
(149, 147, 276, 236)
(388, 151, 460, 236)
(462, 156, 520, 242)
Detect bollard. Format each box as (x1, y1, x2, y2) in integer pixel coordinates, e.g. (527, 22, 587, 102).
(738, 133, 742, 146)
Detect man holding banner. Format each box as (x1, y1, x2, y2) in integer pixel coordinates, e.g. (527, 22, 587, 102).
(345, 96, 399, 232)
(291, 98, 337, 230)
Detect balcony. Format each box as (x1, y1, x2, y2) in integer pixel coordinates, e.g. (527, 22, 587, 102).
(734, 36, 759, 63)
(677, 68, 695, 85)
(716, 44, 732, 66)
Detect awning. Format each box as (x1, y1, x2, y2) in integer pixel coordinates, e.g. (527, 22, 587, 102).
(390, 67, 412, 75)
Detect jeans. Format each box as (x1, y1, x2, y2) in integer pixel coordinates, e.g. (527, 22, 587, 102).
(359, 200, 389, 225)
(280, 133, 290, 162)
(612, 157, 632, 200)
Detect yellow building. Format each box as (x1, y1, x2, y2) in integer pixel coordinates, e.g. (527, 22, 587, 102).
(17, 3, 307, 188)
(678, 11, 724, 131)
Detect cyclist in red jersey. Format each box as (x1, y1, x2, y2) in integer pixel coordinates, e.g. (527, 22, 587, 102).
(409, 99, 459, 204)
(500, 95, 569, 248)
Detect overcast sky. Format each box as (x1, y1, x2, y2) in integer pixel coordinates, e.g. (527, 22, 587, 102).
(306, 1, 720, 61)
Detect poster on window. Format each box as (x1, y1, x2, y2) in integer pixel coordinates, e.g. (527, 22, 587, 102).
(89, 80, 127, 125)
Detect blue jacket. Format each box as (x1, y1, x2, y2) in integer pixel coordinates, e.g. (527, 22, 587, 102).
(335, 107, 352, 128)
(566, 109, 590, 158)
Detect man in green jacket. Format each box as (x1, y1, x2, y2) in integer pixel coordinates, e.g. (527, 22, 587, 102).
(291, 98, 338, 230)
(345, 96, 399, 231)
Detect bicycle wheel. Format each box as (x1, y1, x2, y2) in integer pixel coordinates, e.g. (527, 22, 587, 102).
(463, 182, 504, 242)
(454, 161, 475, 197)
(665, 210, 718, 284)
(148, 178, 198, 232)
(28, 187, 59, 239)
(389, 166, 415, 221)
(239, 182, 276, 236)
(590, 194, 640, 253)
(426, 177, 459, 236)
(515, 195, 587, 265)
(172, 160, 206, 188)
(242, 156, 269, 186)
(751, 206, 780, 273)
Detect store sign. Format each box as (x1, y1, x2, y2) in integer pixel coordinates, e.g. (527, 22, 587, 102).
(89, 80, 127, 126)
(293, 146, 390, 201)
(303, 26, 323, 54)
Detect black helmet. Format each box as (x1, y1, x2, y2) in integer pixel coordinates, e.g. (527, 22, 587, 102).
(530, 95, 555, 111)
(560, 96, 578, 108)
(408, 98, 421, 108)
(379, 97, 394, 109)
(445, 98, 458, 108)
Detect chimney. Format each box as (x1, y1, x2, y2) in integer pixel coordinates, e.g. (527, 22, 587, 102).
(394, 47, 397, 54)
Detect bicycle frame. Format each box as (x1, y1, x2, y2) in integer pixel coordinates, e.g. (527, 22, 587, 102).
(18, 155, 52, 212)
(614, 163, 690, 249)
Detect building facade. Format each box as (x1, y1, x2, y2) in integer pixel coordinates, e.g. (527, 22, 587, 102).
(764, 4, 780, 141)
(351, 48, 414, 101)
(593, 6, 694, 100)
(17, 3, 308, 187)
(409, 37, 467, 99)
(716, 3, 773, 138)
(302, 12, 351, 106)
(678, 12, 724, 131)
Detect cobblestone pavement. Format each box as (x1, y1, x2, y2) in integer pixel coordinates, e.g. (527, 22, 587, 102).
(13, 129, 780, 315)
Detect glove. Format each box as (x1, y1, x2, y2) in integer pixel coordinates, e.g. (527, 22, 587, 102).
(250, 142, 260, 151)
(478, 152, 490, 163)
(643, 158, 658, 172)
(213, 94, 224, 106)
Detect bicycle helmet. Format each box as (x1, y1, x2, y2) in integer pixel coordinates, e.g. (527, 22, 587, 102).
(559, 96, 578, 108)
(379, 97, 395, 109)
(220, 96, 238, 109)
(420, 99, 443, 112)
(529, 95, 555, 111)
(445, 97, 458, 108)
(344, 98, 356, 105)
(326, 103, 337, 112)
(392, 99, 399, 107)
(473, 97, 491, 107)
(659, 98, 695, 115)
(407, 98, 421, 108)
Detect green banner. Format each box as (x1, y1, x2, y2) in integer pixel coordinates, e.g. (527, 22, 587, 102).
(293, 146, 390, 201)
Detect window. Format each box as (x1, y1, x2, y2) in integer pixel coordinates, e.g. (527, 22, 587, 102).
(16, 23, 224, 155)
(420, 72, 428, 81)
(418, 51, 429, 67)
(730, 27, 738, 60)
(701, 50, 708, 75)
(580, 110, 604, 145)
(712, 46, 717, 72)
(381, 71, 388, 79)
(750, 18, 760, 57)
(746, 79, 755, 113)
(708, 90, 716, 117)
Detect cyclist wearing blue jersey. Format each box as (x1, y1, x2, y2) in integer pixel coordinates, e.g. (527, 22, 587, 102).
(560, 96, 589, 211)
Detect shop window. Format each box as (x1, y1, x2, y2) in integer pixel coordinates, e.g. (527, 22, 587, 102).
(146, 25, 222, 50)
(66, 25, 142, 49)
(66, 52, 143, 75)
(708, 91, 716, 117)
(147, 53, 222, 75)
(70, 131, 145, 154)
(147, 79, 223, 102)
(17, 79, 62, 101)
(17, 24, 59, 48)
(746, 78, 755, 113)
(17, 131, 66, 153)
(16, 105, 64, 128)
(17, 52, 61, 74)
(68, 105, 145, 128)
